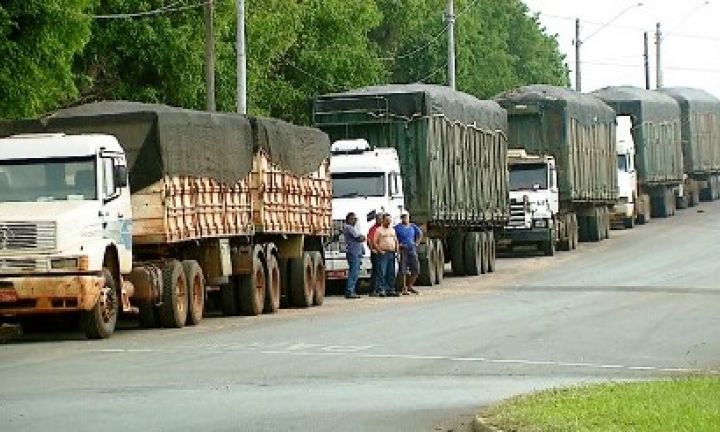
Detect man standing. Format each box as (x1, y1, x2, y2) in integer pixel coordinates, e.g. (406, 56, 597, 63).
(373, 213, 399, 297)
(343, 212, 365, 299)
(367, 212, 383, 296)
(394, 210, 423, 295)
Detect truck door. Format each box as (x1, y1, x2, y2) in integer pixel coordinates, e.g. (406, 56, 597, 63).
(100, 153, 133, 272)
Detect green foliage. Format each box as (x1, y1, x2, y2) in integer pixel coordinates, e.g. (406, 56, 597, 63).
(0, 0, 569, 123)
(0, 0, 93, 119)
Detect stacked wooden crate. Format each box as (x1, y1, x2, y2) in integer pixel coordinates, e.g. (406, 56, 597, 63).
(250, 151, 331, 236)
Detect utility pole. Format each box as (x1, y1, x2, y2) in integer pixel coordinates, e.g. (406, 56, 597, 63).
(574, 19, 582, 92)
(655, 22, 663, 89)
(643, 32, 650, 90)
(204, 0, 215, 111)
(236, 0, 247, 114)
(446, 0, 456, 90)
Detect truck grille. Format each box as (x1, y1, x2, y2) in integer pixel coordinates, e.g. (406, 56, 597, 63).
(508, 200, 527, 228)
(0, 222, 57, 254)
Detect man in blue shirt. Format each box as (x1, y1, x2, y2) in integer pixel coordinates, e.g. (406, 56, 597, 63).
(394, 210, 423, 295)
(343, 212, 365, 299)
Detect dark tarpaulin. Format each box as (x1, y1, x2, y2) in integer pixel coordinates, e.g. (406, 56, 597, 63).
(592, 86, 680, 123)
(316, 83, 507, 131)
(0, 101, 330, 191)
(495, 84, 616, 125)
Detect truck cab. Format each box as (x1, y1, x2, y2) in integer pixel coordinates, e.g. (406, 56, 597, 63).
(613, 116, 638, 228)
(0, 133, 132, 336)
(503, 150, 560, 255)
(324, 139, 404, 283)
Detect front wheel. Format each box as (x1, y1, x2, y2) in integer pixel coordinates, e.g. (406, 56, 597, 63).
(81, 269, 118, 339)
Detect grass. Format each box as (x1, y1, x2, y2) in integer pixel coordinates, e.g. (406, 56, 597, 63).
(480, 377, 720, 432)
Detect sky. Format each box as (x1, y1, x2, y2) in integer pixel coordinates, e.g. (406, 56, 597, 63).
(522, 0, 720, 98)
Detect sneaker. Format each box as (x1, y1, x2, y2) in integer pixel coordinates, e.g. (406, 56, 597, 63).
(401, 291, 410, 296)
(345, 294, 361, 299)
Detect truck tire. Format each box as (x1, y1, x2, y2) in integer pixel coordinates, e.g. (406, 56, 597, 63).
(159, 260, 188, 328)
(480, 232, 489, 275)
(220, 282, 239, 316)
(80, 268, 118, 339)
(182, 260, 205, 325)
(624, 216, 635, 229)
(463, 232, 482, 276)
(310, 252, 326, 306)
(417, 242, 436, 287)
(570, 215, 578, 250)
(263, 254, 281, 314)
(603, 208, 610, 239)
(434, 239, 445, 284)
(239, 257, 266, 316)
(487, 231, 496, 273)
(290, 253, 314, 308)
(138, 302, 159, 328)
(542, 238, 555, 256)
(450, 235, 465, 276)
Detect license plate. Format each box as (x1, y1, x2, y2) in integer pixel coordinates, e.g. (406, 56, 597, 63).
(0, 289, 17, 303)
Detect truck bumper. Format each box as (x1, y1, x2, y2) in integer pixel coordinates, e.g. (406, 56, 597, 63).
(500, 227, 551, 245)
(0, 274, 104, 315)
(324, 257, 372, 280)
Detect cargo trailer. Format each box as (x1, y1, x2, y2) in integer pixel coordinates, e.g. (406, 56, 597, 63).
(314, 84, 509, 284)
(592, 86, 683, 223)
(0, 102, 331, 338)
(495, 85, 618, 253)
(659, 87, 720, 203)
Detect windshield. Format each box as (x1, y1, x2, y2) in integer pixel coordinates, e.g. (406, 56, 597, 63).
(0, 157, 97, 203)
(332, 172, 385, 198)
(617, 154, 628, 172)
(509, 163, 548, 191)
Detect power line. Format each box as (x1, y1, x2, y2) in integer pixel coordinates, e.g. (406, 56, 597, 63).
(91, 1, 208, 19)
(581, 60, 720, 74)
(417, 63, 448, 84)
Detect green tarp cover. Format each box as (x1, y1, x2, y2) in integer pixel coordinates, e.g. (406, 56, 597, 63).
(592, 86, 680, 123)
(0, 102, 330, 191)
(495, 84, 616, 125)
(315, 84, 507, 131)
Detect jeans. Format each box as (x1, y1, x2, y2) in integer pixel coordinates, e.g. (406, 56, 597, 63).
(345, 253, 361, 296)
(370, 253, 380, 294)
(378, 252, 396, 294)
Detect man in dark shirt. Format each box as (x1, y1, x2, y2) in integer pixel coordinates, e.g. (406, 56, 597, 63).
(343, 212, 365, 299)
(394, 210, 423, 295)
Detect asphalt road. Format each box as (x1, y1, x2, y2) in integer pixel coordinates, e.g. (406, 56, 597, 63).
(2, 202, 720, 432)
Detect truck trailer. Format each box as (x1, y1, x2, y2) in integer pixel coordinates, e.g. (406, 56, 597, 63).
(495, 85, 618, 254)
(592, 86, 683, 223)
(659, 87, 720, 203)
(0, 102, 331, 338)
(314, 84, 509, 285)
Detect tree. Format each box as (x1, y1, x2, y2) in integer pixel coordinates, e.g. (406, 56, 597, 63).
(0, 0, 93, 119)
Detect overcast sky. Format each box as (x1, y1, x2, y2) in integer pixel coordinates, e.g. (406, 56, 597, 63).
(522, 0, 720, 98)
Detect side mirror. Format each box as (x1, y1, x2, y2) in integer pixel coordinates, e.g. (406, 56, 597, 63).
(113, 165, 128, 188)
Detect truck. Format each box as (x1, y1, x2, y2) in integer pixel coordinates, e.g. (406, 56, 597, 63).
(314, 84, 509, 285)
(324, 139, 404, 286)
(495, 85, 618, 254)
(0, 102, 331, 339)
(614, 115, 639, 228)
(659, 87, 720, 203)
(592, 86, 684, 223)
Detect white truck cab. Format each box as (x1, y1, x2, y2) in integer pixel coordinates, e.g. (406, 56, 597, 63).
(324, 139, 404, 283)
(613, 116, 638, 228)
(503, 150, 560, 255)
(0, 133, 132, 335)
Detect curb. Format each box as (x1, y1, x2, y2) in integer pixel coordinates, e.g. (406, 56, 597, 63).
(471, 416, 504, 432)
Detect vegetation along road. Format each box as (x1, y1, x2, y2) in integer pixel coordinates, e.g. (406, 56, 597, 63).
(1, 201, 719, 432)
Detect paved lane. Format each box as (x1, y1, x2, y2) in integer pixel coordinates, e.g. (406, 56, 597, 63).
(2, 202, 719, 432)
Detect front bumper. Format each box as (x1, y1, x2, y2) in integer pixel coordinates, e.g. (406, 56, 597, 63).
(0, 274, 104, 315)
(500, 227, 552, 244)
(324, 255, 372, 280)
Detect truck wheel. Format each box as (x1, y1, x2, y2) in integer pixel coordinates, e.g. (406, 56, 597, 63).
(159, 260, 188, 328)
(463, 232, 482, 276)
(450, 235, 465, 276)
(290, 253, 314, 308)
(138, 302, 159, 328)
(479, 232, 489, 275)
(220, 282, 239, 316)
(542, 238, 555, 256)
(263, 254, 281, 314)
(434, 239, 445, 284)
(624, 216, 635, 229)
(310, 252, 325, 306)
(239, 257, 266, 316)
(81, 268, 118, 339)
(417, 242, 435, 287)
(487, 231, 496, 273)
(182, 260, 205, 325)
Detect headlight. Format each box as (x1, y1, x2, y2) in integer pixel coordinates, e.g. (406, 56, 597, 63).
(534, 219, 547, 228)
(51, 258, 79, 270)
